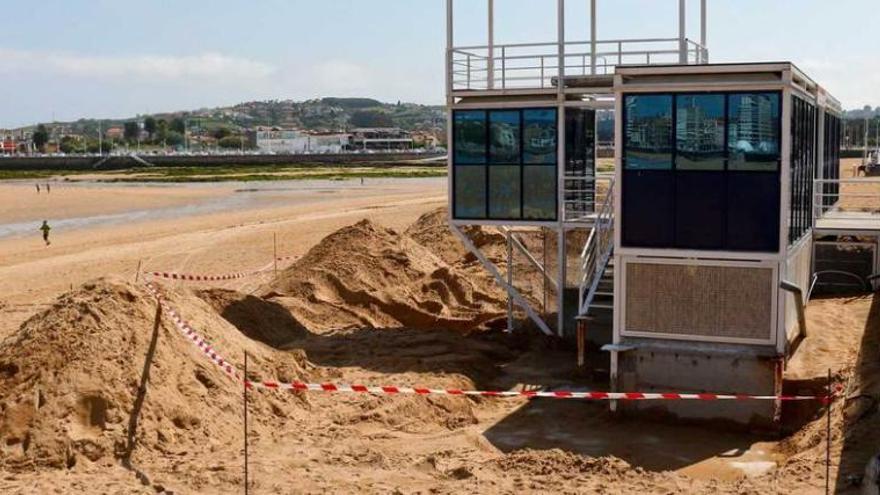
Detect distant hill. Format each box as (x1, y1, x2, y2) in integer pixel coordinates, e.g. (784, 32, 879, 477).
(16, 98, 447, 136)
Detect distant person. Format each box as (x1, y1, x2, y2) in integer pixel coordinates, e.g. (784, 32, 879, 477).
(360, 177, 364, 186)
(39, 220, 51, 246)
(35, 183, 40, 194)
(46, 183, 51, 194)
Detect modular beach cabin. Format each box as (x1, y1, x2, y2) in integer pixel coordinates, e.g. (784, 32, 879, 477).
(444, 0, 877, 426)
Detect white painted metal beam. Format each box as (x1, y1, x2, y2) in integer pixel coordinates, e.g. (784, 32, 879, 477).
(488, 0, 495, 90)
(701, 0, 708, 62)
(590, 0, 597, 75)
(450, 223, 555, 336)
(679, 0, 687, 64)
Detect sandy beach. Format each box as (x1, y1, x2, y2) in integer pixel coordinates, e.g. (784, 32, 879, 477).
(0, 177, 446, 337)
(0, 172, 877, 494)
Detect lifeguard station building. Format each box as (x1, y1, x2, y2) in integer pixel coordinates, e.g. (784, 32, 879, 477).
(444, 0, 869, 426)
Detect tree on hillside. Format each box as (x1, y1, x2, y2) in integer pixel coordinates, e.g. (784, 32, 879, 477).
(124, 121, 139, 142)
(165, 131, 185, 147)
(144, 117, 157, 139)
(59, 136, 80, 154)
(218, 136, 246, 149)
(170, 117, 186, 135)
(32, 124, 49, 151)
(350, 110, 393, 128)
(213, 127, 232, 140)
(156, 119, 168, 143)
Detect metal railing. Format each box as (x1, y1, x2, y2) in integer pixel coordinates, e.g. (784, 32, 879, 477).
(450, 38, 708, 91)
(563, 174, 612, 223)
(578, 176, 615, 316)
(814, 178, 880, 224)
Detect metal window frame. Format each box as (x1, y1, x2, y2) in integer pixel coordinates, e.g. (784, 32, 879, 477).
(619, 90, 783, 254)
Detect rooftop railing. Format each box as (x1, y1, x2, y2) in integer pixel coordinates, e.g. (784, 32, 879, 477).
(450, 38, 708, 91)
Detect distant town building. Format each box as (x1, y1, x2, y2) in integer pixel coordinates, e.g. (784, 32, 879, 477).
(411, 130, 440, 150)
(247, 127, 350, 154)
(349, 128, 414, 151)
(105, 127, 125, 140)
(1, 135, 15, 154)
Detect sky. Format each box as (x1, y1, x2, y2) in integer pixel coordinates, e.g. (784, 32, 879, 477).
(0, 0, 877, 128)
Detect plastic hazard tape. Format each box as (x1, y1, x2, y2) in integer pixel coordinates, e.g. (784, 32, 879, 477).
(144, 281, 837, 403)
(149, 269, 270, 282)
(243, 382, 829, 401)
(144, 282, 240, 381)
(147, 255, 299, 282)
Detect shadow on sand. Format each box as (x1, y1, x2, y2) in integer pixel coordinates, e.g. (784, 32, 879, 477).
(833, 293, 880, 492)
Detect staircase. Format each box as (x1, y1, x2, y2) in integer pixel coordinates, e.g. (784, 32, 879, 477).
(578, 176, 615, 317)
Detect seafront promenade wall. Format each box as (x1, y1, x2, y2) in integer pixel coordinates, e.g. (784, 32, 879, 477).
(0, 152, 444, 171)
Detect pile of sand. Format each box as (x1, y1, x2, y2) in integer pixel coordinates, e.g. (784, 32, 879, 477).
(263, 213, 508, 333)
(0, 278, 309, 473)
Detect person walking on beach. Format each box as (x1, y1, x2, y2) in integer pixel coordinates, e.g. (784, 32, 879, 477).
(46, 183, 50, 194)
(35, 183, 40, 194)
(39, 220, 51, 246)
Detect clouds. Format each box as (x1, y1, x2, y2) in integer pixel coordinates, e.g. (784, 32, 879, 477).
(0, 48, 275, 82)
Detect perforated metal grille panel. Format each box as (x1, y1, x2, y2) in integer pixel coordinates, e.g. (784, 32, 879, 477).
(625, 262, 773, 341)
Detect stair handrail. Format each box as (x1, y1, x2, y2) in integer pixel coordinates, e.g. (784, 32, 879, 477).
(578, 176, 615, 315)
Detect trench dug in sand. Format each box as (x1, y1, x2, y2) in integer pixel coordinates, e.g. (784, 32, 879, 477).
(0, 208, 878, 494)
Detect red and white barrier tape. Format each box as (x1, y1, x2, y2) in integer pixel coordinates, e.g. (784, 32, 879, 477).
(144, 281, 837, 403)
(147, 255, 299, 283)
(148, 269, 271, 282)
(144, 282, 240, 381)
(241, 382, 829, 401)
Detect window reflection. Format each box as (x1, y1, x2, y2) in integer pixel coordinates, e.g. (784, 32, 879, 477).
(624, 95, 673, 170)
(454, 111, 487, 164)
(676, 94, 725, 170)
(489, 111, 520, 164)
(728, 93, 780, 171)
(523, 109, 557, 164)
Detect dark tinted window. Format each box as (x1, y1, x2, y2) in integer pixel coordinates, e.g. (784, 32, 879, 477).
(454, 111, 487, 164)
(624, 95, 673, 170)
(453, 108, 557, 221)
(523, 166, 557, 220)
(454, 165, 486, 218)
(523, 109, 557, 164)
(621, 92, 781, 253)
(676, 94, 725, 170)
(728, 93, 780, 171)
(489, 165, 521, 219)
(489, 111, 521, 164)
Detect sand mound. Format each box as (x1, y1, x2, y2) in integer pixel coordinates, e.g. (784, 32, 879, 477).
(264, 218, 507, 332)
(0, 278, 309, 472)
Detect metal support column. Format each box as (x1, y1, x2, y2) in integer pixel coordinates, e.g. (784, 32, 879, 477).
(678, 0, 687, 64)
(700, 0, 708, 62)
(488, 0, 495, 89)
(590, 0, 597, 75)
(557, 0, 567, 338)
(445, 0, 454, 100)
(506, 230, 514, 332)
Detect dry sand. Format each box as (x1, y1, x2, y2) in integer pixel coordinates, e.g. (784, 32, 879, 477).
(0, 176, 878, 493)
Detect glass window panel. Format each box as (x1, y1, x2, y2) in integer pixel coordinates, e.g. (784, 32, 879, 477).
(489, 111, 521, 164)
(489, 165, 522, 219)
(522, 166, 557, 220)
(624, 95, 673, 170)
(728, 93, 780, 171)
(454, 165, 486, 218)
(523, 109, 557, 165)
(675, 94, 725, 170)
(454, 111, 487, 164)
